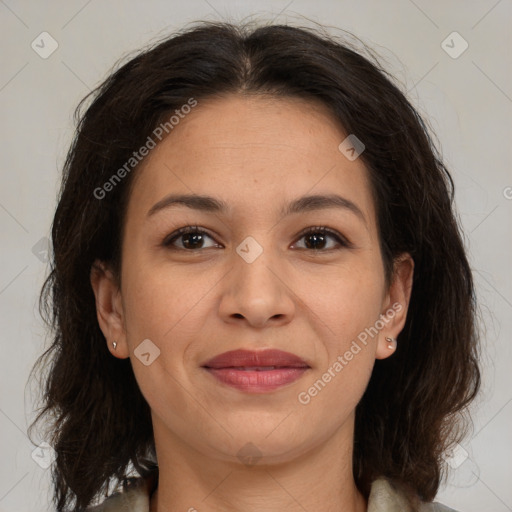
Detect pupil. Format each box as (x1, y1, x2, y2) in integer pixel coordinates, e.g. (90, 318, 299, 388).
(305, 233, 325, 249)
(183, 233, 203, 249)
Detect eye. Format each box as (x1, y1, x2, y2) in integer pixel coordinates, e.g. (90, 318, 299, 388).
(162, 225, 220, 251)
(162, 225, 352, 252)
(292, 226, 351, 251)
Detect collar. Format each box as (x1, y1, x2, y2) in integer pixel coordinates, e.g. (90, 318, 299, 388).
(88, 472, 447, 511)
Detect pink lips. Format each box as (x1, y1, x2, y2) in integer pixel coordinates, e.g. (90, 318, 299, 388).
(201, 349, 310, 393)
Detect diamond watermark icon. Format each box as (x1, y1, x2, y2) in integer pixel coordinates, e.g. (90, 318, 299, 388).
(134, 339, 161, 366)
(338, 134, 365, 161)
(31, 441, 56, 469)
(441, 32, 468, 59)
(31, 236, 51, 263)
(237, 442, 263, 466)
(442, 442, 469, 469)
(31, 32, 59, 59)
(236, 236, 263, 264)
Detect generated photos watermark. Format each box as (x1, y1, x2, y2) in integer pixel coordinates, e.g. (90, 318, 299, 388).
(93, 98, 198, 200)
(297, 302, 402, 405)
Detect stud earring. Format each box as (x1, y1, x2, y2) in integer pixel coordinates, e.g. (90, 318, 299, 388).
(112, 341, 117, 350)
(385, 337, 397, 350)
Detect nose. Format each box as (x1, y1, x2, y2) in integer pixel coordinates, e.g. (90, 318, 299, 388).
(217, 246, 296, 329)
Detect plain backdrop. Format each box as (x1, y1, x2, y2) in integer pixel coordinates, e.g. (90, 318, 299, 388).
(0, 1, 511, 511)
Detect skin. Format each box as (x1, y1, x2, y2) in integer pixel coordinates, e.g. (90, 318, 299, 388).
(91, 94, 414, 512)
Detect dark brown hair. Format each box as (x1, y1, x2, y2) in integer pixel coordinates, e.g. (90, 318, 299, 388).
(28, 19, 481, 511)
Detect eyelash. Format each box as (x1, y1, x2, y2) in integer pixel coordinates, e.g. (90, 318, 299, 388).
(162, 225, 352, 252)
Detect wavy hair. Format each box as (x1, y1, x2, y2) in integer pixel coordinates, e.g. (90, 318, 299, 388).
(28, 20, 481, 511)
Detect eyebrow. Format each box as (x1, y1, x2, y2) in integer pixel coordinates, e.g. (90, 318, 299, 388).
(147, 193, 366, 223)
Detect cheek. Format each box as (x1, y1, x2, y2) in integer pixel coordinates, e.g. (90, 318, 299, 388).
(119, 262, 206, 417)
(296, 260, 385, 342)
(295, 267, 382, 421)
(120, 255, 220, 346)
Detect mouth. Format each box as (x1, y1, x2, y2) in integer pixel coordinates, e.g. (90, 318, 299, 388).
(201, 348, 310, 369)
(219, 366, 298, 371)
(201, 349, 310, 393)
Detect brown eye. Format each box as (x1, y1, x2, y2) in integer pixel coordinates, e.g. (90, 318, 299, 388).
(163, 226, 220, 251)
(293, 226, 351, 251)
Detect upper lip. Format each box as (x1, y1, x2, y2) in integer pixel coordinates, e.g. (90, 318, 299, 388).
(202, 349, 310, 369)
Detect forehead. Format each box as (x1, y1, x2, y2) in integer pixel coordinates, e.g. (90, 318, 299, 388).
(126, 94, 376, 227)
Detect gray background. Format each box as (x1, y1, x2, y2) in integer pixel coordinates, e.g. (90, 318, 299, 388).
(0, 1, 511, 511)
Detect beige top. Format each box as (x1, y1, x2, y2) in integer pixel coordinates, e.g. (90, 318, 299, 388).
(86, 473, 459, 512)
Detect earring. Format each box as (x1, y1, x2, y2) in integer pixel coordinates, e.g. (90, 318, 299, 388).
(385, 337, 397, 350)
(112, 341, 117, 350)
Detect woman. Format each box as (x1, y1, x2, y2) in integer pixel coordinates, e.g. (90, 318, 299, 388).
(29, 20, 481, 512)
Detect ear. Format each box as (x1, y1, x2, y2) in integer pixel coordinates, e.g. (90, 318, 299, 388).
(375, 253, 414, 360)
(90, 260, 129, 359)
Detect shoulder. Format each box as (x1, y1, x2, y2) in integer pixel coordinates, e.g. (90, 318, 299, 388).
(85, 473, 155, 512)
(85, 487, 148, 512)
(419, 503, 460, 512)
(369, 478, 461, 512)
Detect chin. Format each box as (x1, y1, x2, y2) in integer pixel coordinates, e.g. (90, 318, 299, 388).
(201, 428, 313, 467)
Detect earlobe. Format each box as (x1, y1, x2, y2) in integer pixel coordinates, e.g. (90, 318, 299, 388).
(90, 260, 129, 359)
(384, 336, 397, 351)
(375, 253, 414, 360)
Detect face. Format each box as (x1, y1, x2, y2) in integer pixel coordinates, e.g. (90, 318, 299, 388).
(92, 94, 413, 465)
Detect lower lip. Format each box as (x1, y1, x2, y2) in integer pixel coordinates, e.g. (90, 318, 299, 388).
(203, 367, 309, 393)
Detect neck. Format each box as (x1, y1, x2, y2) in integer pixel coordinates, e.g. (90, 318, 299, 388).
(149, 413, 367, 512)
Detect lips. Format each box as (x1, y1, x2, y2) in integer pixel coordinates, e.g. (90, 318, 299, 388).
(201, 349, 310, 393)
(201, 349, 310, 370)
